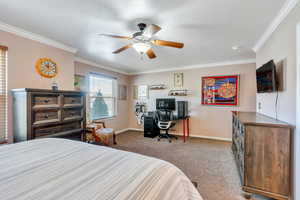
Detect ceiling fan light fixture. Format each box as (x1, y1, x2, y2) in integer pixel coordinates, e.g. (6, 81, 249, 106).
(132, 42, 151, 54)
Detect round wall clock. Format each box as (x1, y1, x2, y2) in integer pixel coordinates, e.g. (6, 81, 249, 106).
(35, 58, 58, 78)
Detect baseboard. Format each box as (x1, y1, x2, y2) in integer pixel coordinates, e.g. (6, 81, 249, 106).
(115, 128, 131, 135)
(172, 133, 232, 142)
(119, 128, 232, 142)
(128, 128, 143, 132)
(115, 128, 143, 134)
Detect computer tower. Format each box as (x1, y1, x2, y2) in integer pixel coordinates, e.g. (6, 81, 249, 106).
(144, 115, 160, 138)
(177, 101, 189, 119)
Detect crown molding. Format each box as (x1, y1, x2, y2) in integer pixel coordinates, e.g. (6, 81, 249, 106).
(0, 21, 77, 53)
(75, 58, 255, 76)
(130, 59, 256, 75)
(253, 0, 299, 52)
(74, 57, 130, 75)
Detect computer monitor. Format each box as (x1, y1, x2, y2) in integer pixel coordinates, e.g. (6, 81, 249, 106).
(156, 98, 176, 110)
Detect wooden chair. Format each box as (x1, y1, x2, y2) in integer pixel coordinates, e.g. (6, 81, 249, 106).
(86, 121, 117, 146)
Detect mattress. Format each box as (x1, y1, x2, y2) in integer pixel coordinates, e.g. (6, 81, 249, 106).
(0, 138, 202, 200)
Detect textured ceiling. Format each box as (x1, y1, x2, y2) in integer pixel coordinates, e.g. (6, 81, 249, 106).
(0, 0, 286, 73)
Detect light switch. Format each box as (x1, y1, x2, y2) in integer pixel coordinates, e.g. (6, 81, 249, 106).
(258, 102, 262, 110)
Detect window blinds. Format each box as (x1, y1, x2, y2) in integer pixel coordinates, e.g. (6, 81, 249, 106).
(88, 73, 117, 120)
(0, 46, 7, 142)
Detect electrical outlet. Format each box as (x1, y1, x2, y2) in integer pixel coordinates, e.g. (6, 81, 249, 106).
(258, 102, 262, 110)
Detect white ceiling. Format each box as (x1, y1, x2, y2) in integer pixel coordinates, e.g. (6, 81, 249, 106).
(0, 0, 287, 73)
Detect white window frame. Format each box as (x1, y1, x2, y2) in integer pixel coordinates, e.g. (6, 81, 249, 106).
(87, 72, 117, 121)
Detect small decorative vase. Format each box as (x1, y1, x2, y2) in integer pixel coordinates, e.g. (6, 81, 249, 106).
(52, 81, 58, 91)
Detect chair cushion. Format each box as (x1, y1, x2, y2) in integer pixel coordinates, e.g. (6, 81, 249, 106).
(96, 128, 114, 135)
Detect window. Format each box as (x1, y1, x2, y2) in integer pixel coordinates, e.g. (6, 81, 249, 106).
(0, 46, 7, 142)
(88, 73, 117, 120)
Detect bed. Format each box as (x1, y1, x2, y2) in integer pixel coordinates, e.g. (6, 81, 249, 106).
(0, 138, 202, 200)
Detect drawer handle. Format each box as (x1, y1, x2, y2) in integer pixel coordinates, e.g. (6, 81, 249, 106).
(71, 99, 76, 103)
(70, 112, 76, 116)
(44, 114, 49, 119)
(44, 99, 50, 103)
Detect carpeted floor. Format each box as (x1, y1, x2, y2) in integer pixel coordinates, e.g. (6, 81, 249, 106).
(110, 131, 270, 200)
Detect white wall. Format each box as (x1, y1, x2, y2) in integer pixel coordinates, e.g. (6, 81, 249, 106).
(256, 3, 300, 199)
(0, 30, 75, 143)
(129, 63, 257, 140)
(296, 23, 300, 200)
(256, 4, 300, 125)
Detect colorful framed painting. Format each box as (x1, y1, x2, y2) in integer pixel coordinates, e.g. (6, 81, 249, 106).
(201, 75, 239, 106)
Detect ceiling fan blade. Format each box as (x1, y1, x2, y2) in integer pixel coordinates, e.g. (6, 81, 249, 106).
(146, 48, 157, 59)
(143, 24, 162, 37)
(113, 44, 132, 54)
(152, 40, 184, 48)
(99, 34, 132, 40)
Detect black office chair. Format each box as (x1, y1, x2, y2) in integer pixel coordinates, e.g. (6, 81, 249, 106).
(155, 110, 178, 143)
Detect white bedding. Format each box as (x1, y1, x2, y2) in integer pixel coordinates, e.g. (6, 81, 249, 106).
(0, 139, 202, 200)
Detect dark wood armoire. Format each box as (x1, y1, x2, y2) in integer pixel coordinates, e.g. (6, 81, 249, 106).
(12, 88, 86, 142)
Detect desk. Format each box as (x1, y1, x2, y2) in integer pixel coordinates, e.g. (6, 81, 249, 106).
(176, 116, 190, 142)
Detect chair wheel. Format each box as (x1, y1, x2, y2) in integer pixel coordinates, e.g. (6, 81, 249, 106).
(169, 140, 172, 143)
(158, 138, 160, 141)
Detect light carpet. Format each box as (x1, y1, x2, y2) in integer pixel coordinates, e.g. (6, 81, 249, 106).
(111, 131, 270, 200)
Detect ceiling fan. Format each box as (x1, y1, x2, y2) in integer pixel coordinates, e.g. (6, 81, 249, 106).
(99, 23, 184, 59)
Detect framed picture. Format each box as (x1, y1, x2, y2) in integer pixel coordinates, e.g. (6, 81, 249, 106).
(133, 85, 149, 100)
(174, 72, 184, 88)
(118, 84, 127, 100)
(202, 75, 239, 106)
(74, 74, 87, 91)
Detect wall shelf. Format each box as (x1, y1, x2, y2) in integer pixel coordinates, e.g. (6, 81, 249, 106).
(149, 84, 167, 90)
(168, 89, 189, 96)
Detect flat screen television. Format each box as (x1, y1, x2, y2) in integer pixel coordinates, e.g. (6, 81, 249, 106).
(156, 98, 176, 110)
(256, 60, 278, 93)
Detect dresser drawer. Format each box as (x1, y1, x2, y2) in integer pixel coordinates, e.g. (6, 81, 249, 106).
(34, 122, 82, 138)
(33, 109, 60, 125)
(32, 93, 60, 108)
(61, 121, 82, 132)
(34, 125, 61, 138)
(62, 108, 83, 121)
(63, 95, 82, 106)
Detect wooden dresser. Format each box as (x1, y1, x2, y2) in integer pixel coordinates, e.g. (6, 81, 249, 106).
(12, 88, 86, 142)
(232, 111, 293, 200)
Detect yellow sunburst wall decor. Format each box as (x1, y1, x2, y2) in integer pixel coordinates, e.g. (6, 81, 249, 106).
(35, 58, 58, 78)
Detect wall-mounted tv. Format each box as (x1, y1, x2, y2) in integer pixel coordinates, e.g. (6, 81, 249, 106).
(256, 60, 278, 93)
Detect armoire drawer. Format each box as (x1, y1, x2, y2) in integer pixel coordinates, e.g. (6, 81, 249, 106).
(61, 121, 82, 132)
(33, 109, 60, 125)
(63, 95, 82, 106)
(34, 122, 82, 138)
(62, 108, 83, 121)
(32, 93, 60, 108)
(34, 125, 61, 138)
